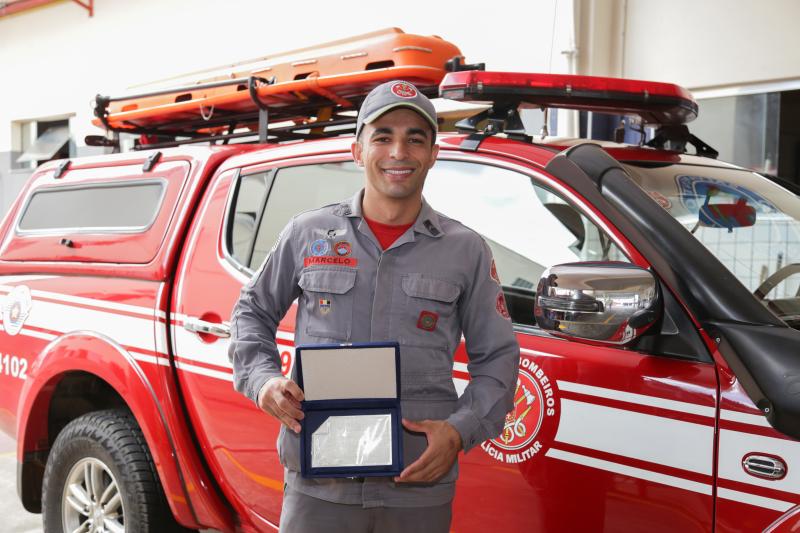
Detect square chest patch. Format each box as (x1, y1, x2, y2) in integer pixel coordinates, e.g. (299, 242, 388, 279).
(319, 298, 331, 315)
(417, 310, 439, 331)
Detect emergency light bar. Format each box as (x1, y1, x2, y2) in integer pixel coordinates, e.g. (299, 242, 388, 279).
(439, 71, 698, 125)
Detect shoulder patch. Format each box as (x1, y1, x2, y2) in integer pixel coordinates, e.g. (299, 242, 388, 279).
(490, 259, 501, 285)
(496, 292, 511, 320)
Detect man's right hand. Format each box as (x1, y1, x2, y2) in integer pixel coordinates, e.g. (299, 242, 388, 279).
(257, 377, 305, 433)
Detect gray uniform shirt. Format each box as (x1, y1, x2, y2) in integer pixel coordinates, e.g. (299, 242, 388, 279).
(229, 190, 520, 508)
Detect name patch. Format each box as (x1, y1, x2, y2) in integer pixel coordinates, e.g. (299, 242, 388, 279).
(304, 256, 359, 268)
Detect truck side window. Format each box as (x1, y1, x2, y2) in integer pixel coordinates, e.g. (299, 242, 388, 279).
(18, 180, 164, 233)
(424, 160, 629, 327)
(240, 162, 363, 270)
(227, 160, 628, 329)
(228, 172, 272, 268)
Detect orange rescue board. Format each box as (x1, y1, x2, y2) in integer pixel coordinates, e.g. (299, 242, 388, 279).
(95, 28, 462, 131)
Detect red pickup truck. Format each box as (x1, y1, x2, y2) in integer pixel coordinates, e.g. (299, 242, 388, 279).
(1, 31, 799, 533)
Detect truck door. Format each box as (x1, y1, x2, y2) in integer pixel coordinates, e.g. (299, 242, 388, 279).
(420, 157, 719, 533)
(171, 158, 364, 527)
(174, 151, 719, 532)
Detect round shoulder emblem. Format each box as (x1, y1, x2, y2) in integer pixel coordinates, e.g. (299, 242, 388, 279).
(310, 239, 330, 257)
(334, 241, 352, 257)
(482, 356, 560, 464)
(3, 285, 32, 336)
(391, 82, 417, 99)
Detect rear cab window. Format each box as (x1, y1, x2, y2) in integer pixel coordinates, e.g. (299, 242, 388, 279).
(1, 160, 190, 264)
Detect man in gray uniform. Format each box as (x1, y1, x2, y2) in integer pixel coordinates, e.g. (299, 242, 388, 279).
(229, 80, 520, 533)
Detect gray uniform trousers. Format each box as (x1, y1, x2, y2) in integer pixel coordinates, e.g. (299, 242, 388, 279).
(280, 484, 452, 533)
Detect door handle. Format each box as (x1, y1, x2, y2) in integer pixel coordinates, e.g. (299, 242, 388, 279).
(183, 317, 231, 338)
(742, 454, 787, 480)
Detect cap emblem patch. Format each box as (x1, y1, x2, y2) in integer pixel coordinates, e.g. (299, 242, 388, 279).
(392, 82, 417, 99)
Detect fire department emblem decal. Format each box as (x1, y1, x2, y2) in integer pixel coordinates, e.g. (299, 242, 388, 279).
(391, 81, 417, 98)
(482, 358, 560, 464)
(2, 285, 32, 336)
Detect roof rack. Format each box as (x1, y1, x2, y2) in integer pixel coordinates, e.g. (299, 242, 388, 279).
(89, 28, 468, 150)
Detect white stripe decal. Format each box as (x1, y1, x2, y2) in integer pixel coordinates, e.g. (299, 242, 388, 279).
(556, 398, 714, 475)
(130, 352, 171, 367)
(545, 448, 712, 495)
(0, 276, 56, 288)
(27, 299, 153, 350)
(173, 329, 233, 369)
(19, 328, 57, 341)
(0, 285, 158, 318)
(557, 380, 716, 418)
(520, 347, 554, 358)
(718, 429, 800, 495)
(453, 377, 468, 397)
(28, 289, 157, 318)
(276, 330, 295, 342)
(720, 409, 771, 428)
(1, 323, 57, 341)
(717, 488, 795, 512)
(155, 321, 170, 356)
(453, 362, 468, 373)
(0, 281, 165, 320)
(175, 360, 233, 382)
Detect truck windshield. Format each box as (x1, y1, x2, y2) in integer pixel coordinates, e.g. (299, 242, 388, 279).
(622, 162, 800, 325)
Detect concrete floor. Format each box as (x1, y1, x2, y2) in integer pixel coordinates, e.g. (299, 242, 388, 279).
(0, 432, 43, 533)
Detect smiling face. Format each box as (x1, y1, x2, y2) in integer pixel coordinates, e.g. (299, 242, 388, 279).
(351, 107, 439, 206)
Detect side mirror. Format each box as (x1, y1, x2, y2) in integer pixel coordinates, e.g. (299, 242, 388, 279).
(534, 262, 661, 345)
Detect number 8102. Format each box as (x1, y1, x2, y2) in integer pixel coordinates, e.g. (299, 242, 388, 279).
(1, 354, 27, 380)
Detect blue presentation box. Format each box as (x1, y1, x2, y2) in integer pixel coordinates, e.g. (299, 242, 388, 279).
(296, 342, 403, 479)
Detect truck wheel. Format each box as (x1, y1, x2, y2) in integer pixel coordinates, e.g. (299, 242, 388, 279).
(42, 409, 181, 533)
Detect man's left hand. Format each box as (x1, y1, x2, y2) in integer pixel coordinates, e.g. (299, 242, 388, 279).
(394, 419, 463, 483)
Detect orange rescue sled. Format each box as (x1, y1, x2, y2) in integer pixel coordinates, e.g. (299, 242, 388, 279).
(92, 28, 465, 142)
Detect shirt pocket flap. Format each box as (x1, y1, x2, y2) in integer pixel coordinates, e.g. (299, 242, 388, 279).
(299, 269, 356, 294)
(401, 276, 460, 303)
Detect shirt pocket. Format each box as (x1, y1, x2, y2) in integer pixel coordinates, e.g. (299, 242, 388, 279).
(394, 274, 461, 350)
(298, 269, 357, 341)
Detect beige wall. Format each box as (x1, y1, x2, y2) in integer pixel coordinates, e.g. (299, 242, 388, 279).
(0, 0, 575, 153)
(577, 0, 800, 91)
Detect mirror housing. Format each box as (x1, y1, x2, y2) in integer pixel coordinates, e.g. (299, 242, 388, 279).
(534, 262, 661, 345)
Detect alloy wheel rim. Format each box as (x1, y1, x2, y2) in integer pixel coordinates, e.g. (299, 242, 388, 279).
(61, 457, 125, 533)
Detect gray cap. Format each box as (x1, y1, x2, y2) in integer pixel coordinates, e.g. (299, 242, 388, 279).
(356, 80, 437, 139)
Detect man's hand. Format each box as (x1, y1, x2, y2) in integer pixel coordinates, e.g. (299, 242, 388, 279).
(257, 377, 304, 433)
(394, 419, 463, 483)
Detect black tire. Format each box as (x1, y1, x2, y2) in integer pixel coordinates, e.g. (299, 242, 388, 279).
(42, 409, 186, 533)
